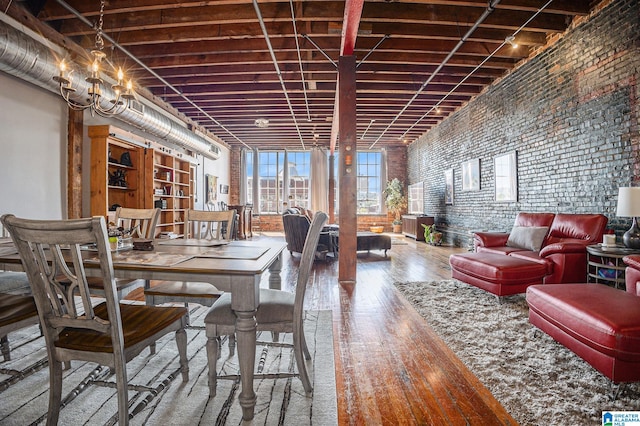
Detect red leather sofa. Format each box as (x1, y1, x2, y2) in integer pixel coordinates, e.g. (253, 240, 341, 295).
(526, 255, 640, 383)
(449, 213, 608, 296)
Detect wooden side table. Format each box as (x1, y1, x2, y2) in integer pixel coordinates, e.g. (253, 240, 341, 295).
(586, 245, 640, 289)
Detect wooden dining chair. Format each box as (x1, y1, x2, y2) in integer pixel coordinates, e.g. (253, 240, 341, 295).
(113, 207, 160, 239)
(0, 292, 38, 362)
(1, 214, 189, 426)
(204, 211, 328, 396)
(144, 209, 236, 315)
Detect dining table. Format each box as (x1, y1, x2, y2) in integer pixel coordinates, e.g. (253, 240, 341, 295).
(0, 237, 287, 421)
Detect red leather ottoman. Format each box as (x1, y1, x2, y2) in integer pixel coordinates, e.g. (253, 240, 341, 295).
(527, 284, 640, 383)
(449, 252, 547, 296)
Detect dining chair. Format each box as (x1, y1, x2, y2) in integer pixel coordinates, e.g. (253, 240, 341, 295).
(1, 214, 189, 426)
(0, 292, 39, 362)
(144, 209, 236, 319)
(113, 207, 160, 239)
(204, 211, 328, 396)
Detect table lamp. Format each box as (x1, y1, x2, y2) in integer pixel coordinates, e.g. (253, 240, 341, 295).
(616, 187, 640, 249)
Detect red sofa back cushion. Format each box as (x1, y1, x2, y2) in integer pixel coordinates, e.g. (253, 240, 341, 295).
(514, 212, 555, 228)
(547, 214, 607, 244)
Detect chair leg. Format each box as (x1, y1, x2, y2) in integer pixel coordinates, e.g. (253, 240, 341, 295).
(47, 359, 63, 426)
(228, 334, 236, 357)
(292, 330, 312, 394)
(114, 360, 129, 426)
(1, 335, 10, 362)
(175, 328, 189, 382)
(206, 335, 219, 397)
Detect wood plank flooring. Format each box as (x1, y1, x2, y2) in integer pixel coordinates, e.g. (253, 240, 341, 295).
(128, 233, 518, 425)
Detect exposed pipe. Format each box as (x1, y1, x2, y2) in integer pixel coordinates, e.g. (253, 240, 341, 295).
(0, 18, 222, 160)
(399, 0, 555, 139)
(54, 0, 243, 152)
(369, 0, 502, 149)
(253, 0, 305, 150)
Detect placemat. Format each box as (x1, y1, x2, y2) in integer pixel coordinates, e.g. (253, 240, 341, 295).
(198, 246, 268, 260)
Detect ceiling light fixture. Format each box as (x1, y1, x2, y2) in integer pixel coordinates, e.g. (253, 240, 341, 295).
(254, 118, 269, 128)
(53, 0, 135, 117)
(505, 35, 518, 48)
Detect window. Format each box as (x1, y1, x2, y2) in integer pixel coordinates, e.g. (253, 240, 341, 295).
(287, 151, 311, 209)
(329, 151, 383, 214)
(248, 150, 311, 214)
(357, 151, 382, 214)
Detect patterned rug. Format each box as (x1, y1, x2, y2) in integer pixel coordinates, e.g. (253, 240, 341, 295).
(0, 306, 336, 425)
(394, 280, 640, 426)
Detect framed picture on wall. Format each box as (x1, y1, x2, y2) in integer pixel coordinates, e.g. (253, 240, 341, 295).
(220, 184, 229, 194)
(461, 158, 480, 191)
(494, 151, 518, 202)
(444, 168, 454, 205)
(205, 174, 218, 204)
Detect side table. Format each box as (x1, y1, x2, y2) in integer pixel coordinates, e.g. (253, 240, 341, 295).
(586, 244, 640, 289)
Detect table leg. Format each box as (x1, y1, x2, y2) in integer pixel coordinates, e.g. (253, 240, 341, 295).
(235, 309, 257, 420)
(268, 253, 283, 290)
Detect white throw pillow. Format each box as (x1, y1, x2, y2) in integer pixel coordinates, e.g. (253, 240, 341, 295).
(506, 226, 549, 251)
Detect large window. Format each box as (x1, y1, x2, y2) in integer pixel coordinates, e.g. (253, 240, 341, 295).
(329, 150, 383, 214)
(357, 151, 382, 214)
(248, 150, 311, 214)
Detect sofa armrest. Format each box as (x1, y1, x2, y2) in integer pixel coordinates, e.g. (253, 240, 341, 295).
(624, 255, 640, 295)
(539, 242, 589, 257)
(474, 232, 509, 248)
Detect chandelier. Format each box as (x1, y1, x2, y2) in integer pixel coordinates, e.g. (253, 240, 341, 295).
(53, 0, 135, 117)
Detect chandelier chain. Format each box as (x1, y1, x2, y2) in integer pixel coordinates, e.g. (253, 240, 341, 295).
(95, 0, 105, 52)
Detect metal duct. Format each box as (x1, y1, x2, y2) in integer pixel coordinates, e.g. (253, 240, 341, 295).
(0, 19, 220, 160)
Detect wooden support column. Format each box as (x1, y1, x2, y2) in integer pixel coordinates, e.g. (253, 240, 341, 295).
(338, 55, 357, 284)
(67, 108, 83, 219)
(328, 153, 335, 224)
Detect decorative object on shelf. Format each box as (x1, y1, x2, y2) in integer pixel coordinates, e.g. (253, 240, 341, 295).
(52, 0, 135, 117)
(119, 152, 133, 167)
(369, 226, 384, 233)
(616, 187, 640, 249)
(108, 169, 127, 187)
(422, 224, 443, 246)
(384, 178, 407, 233)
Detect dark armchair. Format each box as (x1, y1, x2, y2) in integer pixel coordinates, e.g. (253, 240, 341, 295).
(282, 208, 331, 260)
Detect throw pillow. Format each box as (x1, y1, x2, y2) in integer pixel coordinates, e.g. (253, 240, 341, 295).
(506, 226, 549, 251)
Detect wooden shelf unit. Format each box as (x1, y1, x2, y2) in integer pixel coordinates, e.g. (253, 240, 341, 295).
(89, 126, 146, 219)
(89, 125, 195, 237)
(147, 145, 195, 238)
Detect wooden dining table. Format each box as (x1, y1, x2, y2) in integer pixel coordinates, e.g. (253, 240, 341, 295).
(0, 237, 287, 421)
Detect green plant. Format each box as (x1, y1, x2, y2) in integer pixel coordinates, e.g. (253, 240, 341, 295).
(422, 223, 434, 242)
(384, 178, 408, 225)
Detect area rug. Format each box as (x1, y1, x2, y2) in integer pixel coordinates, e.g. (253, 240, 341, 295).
(0, 306, 337, 426)
(394, 280, 640, 426)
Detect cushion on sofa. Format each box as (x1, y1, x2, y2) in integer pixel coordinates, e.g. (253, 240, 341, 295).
(506, 226, 549, 251)
(547, 213, 607, 243)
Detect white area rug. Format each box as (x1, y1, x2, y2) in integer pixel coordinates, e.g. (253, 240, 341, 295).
(0, 306, 336, 426)
(395, 280, 640, 426)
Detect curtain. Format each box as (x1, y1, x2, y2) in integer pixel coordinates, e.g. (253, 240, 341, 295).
(381, 148, 388, 214)
(239, 149, 247, 205)
(310, 148, 328, 213)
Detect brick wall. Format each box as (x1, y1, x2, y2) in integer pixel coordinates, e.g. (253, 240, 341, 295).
(407, 0, 640, 247)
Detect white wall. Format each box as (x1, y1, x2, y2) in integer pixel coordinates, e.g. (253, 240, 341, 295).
(0, 72, 67, 221)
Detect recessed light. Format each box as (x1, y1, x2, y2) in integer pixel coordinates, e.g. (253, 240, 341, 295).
(254, 118, 269, 128)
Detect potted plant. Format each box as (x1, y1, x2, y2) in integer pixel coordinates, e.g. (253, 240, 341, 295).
(384, 178, 408, 233)
(422, 224, 443, 246)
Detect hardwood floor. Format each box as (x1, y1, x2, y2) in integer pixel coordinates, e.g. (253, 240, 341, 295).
(128, 233, 518, 425)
